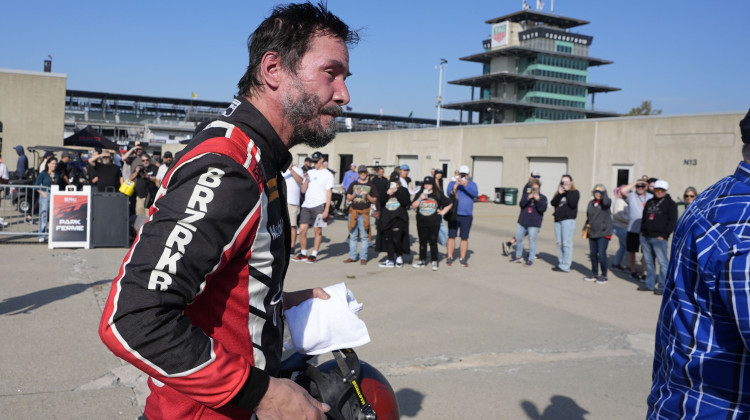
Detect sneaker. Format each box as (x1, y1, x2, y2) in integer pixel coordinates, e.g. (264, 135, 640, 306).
(305, 255, 318, 264)
(653, 288, 664, 295)
(379, 260, 394, 268)
(502, 241, 511, 256)
(459, 259, 468, 267)
(395, 261, 403, 268)
(38, 237, 46, 243)
(510, 256, 523, 263)
(583, 276, 598, 282)
(413, 260, 426, 268)
(611, 264, 627, 272)
(360, 259, 367, 265)
(431, 261, 438, 271)
(551, 267, 568, 273)
(525, 260, 533, 266)
(446, 257, 454, 266)
(343, 258, 356, 263)
(292, 253, 308, 262)
(637, 285, 653, 292)
(596, 276, 609, 284)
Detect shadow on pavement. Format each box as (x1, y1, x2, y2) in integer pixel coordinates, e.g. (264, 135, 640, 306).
(0, 279, 111, 315)
(396, 387, 424, 418)
(521, 395, 589, 420)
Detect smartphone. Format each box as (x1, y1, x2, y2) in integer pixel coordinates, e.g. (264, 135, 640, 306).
(390, 182, 397, 189)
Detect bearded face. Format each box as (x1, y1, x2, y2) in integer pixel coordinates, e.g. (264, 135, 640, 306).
(282, 78, 342, 148)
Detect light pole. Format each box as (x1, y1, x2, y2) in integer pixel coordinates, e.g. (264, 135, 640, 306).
(436, 58, 447, 127)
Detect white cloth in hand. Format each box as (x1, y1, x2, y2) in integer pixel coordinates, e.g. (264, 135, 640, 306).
(284, 282, 370, 355)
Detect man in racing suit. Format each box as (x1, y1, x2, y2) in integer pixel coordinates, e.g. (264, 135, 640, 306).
(98, 3, 358, 419)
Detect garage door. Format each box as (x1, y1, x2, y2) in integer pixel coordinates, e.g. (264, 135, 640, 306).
(472, 157, 503, 197)
(528, 157, 568, 200)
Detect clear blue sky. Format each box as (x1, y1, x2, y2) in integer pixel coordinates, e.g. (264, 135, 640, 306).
(2, 0, 748, 121)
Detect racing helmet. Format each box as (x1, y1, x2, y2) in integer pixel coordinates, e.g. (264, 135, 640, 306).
(295, 348, 400, 420)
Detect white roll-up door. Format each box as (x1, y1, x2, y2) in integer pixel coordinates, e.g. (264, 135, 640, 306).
(471, 157, 503, 197)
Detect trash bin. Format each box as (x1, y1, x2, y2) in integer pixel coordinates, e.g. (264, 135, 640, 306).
(494, 187, 505, 204)
(504, 187, 518, 206)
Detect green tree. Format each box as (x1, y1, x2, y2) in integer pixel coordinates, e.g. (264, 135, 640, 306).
(625, 100, 662, 116)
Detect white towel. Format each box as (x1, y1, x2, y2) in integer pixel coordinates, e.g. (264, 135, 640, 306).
(284, 282, 370, 355)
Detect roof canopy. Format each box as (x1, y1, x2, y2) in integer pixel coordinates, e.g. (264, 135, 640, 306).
(485, 10, 589, 29)
(63, 126, 119, 150)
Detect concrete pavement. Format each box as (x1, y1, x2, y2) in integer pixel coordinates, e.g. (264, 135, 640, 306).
(0, 202, 662, 419)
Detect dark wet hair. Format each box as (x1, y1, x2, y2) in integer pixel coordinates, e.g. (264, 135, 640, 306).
(237, 2, 359, 97)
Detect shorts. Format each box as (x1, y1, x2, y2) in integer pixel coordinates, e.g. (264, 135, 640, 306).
(448, 214, 473, 240)
(626, 232, 641, 253)
(299, 204, 325, 226)
(287, 203, 300, 227)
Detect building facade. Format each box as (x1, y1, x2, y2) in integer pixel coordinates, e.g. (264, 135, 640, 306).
(444, 10, 619, 124)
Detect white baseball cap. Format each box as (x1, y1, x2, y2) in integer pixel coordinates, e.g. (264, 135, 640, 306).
(459, 165, 470, 174)
(654, 180, 669, 191)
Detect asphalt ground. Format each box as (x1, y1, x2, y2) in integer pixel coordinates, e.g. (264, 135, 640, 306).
(0, 202, 662, 419)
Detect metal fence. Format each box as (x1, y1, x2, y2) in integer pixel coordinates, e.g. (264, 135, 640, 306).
(0, 184, 48, 237)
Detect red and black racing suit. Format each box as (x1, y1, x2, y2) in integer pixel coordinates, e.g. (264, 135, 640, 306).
(99, 98, 292, 419)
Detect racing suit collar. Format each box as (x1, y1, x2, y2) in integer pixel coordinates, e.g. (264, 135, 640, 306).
(223, 97, 292, 172)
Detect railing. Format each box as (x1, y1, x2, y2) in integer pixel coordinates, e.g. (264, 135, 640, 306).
(0, 184, 48, 237)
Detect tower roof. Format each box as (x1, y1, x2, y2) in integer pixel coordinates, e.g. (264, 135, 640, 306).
(486, 10, 588, 29)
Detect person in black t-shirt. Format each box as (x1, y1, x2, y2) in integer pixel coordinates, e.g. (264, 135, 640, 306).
(410, 175, 452, 270)
(88, 151, 123, 192)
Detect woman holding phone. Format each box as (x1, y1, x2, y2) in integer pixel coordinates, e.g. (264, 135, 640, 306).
(550, 174, 580, 272)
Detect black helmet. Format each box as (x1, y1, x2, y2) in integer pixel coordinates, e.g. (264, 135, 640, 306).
(295, 349, 400, 420)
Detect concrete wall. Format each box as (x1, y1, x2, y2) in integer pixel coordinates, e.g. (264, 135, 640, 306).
(0, 69, 67, 173)
(318, 111, 745, 202)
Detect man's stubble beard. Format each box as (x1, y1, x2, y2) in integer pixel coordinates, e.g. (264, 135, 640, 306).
(282, 80, 342, 149)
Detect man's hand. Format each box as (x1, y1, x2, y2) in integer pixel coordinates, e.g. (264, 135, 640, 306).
(254, 377, 330, 420)
(283, 287, 330, 311)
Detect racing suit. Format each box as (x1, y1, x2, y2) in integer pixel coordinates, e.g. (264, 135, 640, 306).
(99, 97, 292, 419)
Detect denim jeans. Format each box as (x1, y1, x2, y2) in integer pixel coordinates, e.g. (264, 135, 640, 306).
(554, 219, 576, 271)
(612, 225, 627, 267)
(348, 213, 368, 261)
(514, 224, 540, 262)
(38, 194, 50, 240)
(640, 236, 669, 290)
(588, 237, 609, 276)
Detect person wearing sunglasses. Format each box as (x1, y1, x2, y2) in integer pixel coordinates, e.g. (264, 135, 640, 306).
(620, 179, 653, 281)
(677, 186, 698, 219)
(129, 154, 158, 216)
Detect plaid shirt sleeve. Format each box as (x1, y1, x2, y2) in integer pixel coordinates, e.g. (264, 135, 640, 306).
(649, 161, 750, 419)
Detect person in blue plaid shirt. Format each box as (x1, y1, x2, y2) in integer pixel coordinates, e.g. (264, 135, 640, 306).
(648, 109, 750, 418)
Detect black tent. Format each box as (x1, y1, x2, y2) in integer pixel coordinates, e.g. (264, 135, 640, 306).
(64, 126, 119, 150)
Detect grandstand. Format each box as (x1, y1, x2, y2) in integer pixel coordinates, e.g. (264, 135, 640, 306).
(65, 90, 459, 149)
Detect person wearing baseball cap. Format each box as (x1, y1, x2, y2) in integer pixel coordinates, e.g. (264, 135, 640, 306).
(155, 150, 174, 184)
(637, 178, 677, 295)
(648, 109, 750, 418)
(398, 164, 414, 193)
(294, 151, 334, 264)
(446, 165, 478, 267)
(343, 164, 378, 264)
(503, 170, 542, 256)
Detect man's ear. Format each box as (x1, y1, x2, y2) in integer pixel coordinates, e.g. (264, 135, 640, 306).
(259, 51, 283, 90)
